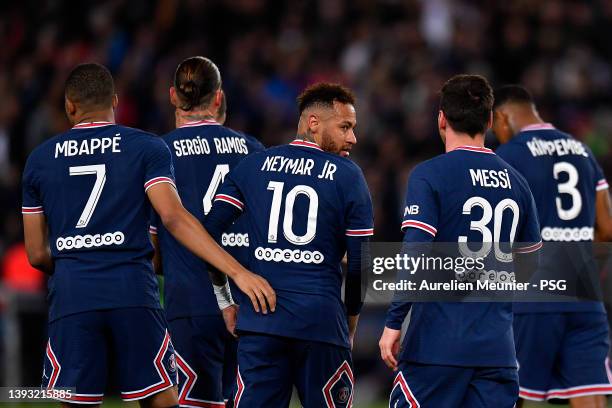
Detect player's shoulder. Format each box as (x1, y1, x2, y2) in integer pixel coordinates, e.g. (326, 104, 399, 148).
(409, 153, 447, 180)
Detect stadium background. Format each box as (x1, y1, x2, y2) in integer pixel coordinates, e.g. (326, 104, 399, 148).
(0, 0, 611, 406)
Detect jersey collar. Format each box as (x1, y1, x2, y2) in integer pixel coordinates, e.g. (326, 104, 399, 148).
(453, 145, 495, 154)
(72, 121, 115, 129)
(179, 119, 221, 128)
(519, 123, 555, 132)
(289, 139, 323, 151)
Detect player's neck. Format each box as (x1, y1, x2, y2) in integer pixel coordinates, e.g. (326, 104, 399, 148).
(445, 132, 485, 153)
(72, 110, 115, 126)
(511, 113, 545, 134)
(175, 108, 218, 127)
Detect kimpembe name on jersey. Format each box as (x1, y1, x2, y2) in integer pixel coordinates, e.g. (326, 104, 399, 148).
(55, 135, 121, 158)
(173, 136, 249, 157)
(526, 137, 588, 158)
(261, 154, 337, 180)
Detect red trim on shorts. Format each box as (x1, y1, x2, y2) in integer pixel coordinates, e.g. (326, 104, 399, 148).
(120, 331, 173, 401)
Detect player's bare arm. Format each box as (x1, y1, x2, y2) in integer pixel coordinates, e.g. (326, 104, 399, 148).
(23, 213, 54, 274)
(149, 232, 163, 275)
(146, 182, 276, 313)
(595, 189, 612, 241)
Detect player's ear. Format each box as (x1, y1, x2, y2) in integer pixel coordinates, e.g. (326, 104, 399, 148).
(307, 113, 320, 133)
(169, 87, 178, 108)
(111, 94, 119, 110)
(438, 110, 447, 142)
(64, 97, 77, 118)
(214, 89, 223, 107)
(486, 111, 493, 130)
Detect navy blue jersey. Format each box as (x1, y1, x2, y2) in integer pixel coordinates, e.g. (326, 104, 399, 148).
(212, 140, 374, 348)
(22, 121, 175, 322)
(387, 145, 542, 367)
(496, 123, 609, 313)
(150, 120, 264, 320)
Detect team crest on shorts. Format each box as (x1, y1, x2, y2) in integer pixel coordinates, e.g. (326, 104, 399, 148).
(336, 386, 350, 404)
(167, 353, 176, 373)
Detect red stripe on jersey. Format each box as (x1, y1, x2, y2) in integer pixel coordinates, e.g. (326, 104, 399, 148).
(289, 140, 323, 151)
(214, 194, 244, 210)
(520, 123, 555, 132)
(144, 177, 176, 191)
(514, 241, 543, 254)
(401, 220, 437, 237)
(179, 120, 220, 128)
(346, 228, 374, 236)
(22, 206, 44, 214)
(72, 121, 114, 129)
(453, 145, 494, 154)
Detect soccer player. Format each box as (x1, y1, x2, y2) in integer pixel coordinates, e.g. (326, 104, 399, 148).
(378, 75, 542, 407)
(22, 63, 275, 407)
(493, 85, 612, 407)
(204, 83, 374, 407)
(149, 56, 264, 407)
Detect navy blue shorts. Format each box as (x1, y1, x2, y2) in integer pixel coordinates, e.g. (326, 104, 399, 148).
(42, 307, 178, 404)
(169, 315, 236, 408)
(514, 312, 612, 401)
(390, 362, 518, 408)
(233, 333, 353, 408)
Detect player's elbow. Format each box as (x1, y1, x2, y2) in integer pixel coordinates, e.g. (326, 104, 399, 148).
(26, 249, 48, 270)
(158, 206, 187, 234)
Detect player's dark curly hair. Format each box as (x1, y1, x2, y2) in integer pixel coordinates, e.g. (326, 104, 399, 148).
(439, 74, 493, 137)
(65, 63, 114, 109)
(493, 85, 533, 109)
(297, 83, 355, 115)
(174, 56, 221, 111)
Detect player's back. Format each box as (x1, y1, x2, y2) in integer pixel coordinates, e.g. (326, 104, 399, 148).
(154, 120, 263, 320)
(496, 124, 608, 313)
(22, 122, 175, 321)
(400, 146, 541, 367)
(218, 140, 373, 348)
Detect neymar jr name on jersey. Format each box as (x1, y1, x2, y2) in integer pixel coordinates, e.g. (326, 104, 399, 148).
(260, 155, 337, 180)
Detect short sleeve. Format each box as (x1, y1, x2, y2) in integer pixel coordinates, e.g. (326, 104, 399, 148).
(344, 167, 374, 237)
(514, 188, 543, 254)
(400, 166, 439, 238)
(22, 154, 44, 215)
(214, 172, 245, 212)
(589, 151, 609, 192)
(143, 137, 176, 193)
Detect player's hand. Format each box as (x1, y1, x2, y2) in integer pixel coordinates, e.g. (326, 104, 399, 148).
(222, 304, 238, 337)
(379, 327, 401, 371)
(233, 270, 276, 314)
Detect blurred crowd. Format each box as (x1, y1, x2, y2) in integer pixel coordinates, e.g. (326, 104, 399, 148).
(1, 0, 612, 392)
(1, 0, 612, 250)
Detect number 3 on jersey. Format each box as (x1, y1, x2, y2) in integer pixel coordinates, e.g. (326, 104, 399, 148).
(553, 162, 582, 221)
(267, 181, 318, 245)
